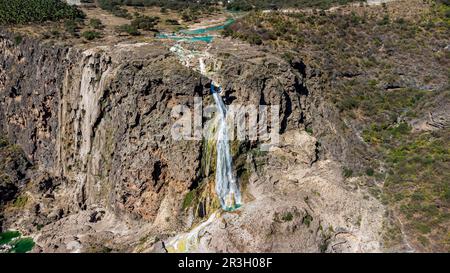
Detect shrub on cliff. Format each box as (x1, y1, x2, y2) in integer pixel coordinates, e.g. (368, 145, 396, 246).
(89, 18, 105, 30)
(97, 0, 132, 19)
(81, 30, 102, 40)
(115, 24, 140, 36)
(131, 15, 159, 31)
(0, 0, 85, 25)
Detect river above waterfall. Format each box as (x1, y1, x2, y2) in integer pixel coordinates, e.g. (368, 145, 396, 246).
(157, 18, 235, 43)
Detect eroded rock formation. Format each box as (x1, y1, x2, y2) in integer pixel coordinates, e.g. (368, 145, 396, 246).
(0, 31, 386, 252)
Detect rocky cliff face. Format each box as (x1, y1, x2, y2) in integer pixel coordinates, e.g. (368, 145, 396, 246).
(0, 32, 212, 238)
(0, 31, 385, 252)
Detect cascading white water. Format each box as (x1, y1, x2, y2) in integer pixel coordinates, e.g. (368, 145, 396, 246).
(165, 211, 218, 252)
(211, 88, 242, 210)
(164, 48, 242, 253)
(199, 58, 241, 211)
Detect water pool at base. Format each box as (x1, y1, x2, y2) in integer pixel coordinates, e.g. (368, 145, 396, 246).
(0, 230, 35, 253)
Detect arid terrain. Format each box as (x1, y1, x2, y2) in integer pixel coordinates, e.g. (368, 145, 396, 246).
(0, 0, 448, 253)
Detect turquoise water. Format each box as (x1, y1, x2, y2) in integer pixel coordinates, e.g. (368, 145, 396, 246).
(224, 204, 242, 212)
(9, 238, 35, 253)
(157, 18, 235, 43)
(0, 230, 20, 245)
(180, 18, 235, 35)
(0, 230, 35, 253)
(156, 33, 214, 43)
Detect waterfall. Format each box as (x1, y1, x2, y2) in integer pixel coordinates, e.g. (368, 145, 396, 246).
(165, 48, 242, 253)
(166, 81, 242, 253)
(211, 85, 242, 211)
(199, 57, 242, 211)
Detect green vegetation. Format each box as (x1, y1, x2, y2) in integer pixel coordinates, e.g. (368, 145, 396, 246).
(115, 24, 141, 35)
(281, 211, 294, 222)
(226, 0, 253, 11)
(226, 0, 362, 11)
(81, 30, 102, 40)
(131, 15, 160, 31)
(355, 87, 449, 250)
(79, 19, 105, 40)
(342, 167, 353, 178)
(383, 129, 449, 249)
(95, 0, 219, 21)
(13, 194, 28, 208)
(223, 1, 449, 62)
(89, 18, 105, 30)
(365, 168, 374, 176)
(0, 136, 7, 148)
(225, 0, 449, 251)
(302, 214, 313, 227)
(0, 0, 85, 25)
(64, 19, 83, 37)
(94, 0, 362, 12)
(165, 19, 180, 25)
(13, 35, 23, 46)
(97, 0, 132, 18)
(95, 0, 219, 12)
(182, 189, 198, 209)
(180, 8, 201, 22)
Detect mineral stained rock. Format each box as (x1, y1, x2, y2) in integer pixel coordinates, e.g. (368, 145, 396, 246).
(0, 32, 385, 252)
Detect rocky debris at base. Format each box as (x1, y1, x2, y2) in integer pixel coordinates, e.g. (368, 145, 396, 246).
(163, 130, 385, 253)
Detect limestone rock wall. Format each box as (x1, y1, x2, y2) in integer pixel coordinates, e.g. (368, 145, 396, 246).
(0, 34, 307, 233)
(0, 32, 385, 252)
(0, 34, 206, 228)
